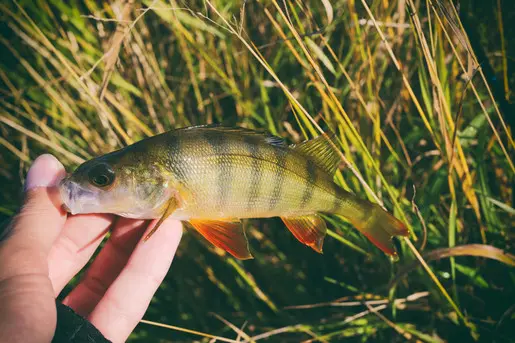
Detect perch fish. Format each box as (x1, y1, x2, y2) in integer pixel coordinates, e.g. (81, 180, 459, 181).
(59, 125, 409, 259)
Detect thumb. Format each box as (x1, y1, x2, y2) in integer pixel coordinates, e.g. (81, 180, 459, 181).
(9, 154, 67, 253)
(0, 153, 66, 343)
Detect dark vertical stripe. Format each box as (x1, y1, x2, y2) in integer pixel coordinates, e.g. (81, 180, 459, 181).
(269, 148, 287, 211)
(204, 132, 231, 211)
(243, 136, 262, 212)
(165, 132, 188, 181)
(300, 159, 317, 209)
(330, 182, 342, 213)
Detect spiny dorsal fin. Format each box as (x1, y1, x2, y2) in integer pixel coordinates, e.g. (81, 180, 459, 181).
(183, 125, 287, 148)
(292, 133, 341, 175)
(188, 219, 253, 260)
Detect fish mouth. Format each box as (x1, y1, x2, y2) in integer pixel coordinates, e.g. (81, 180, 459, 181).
(58, 178, 97, 215)
(62, 202, 71, 213)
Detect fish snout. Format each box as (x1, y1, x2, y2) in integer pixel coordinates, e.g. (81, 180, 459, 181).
(58, 178, 89, 214)
(58, 178, 74, 213)
(58, 178, 102, 215)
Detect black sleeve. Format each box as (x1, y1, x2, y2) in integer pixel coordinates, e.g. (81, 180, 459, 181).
(52, 301, 111, 343)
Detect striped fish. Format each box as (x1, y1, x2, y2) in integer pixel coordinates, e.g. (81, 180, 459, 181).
(59, 125, 409, 259)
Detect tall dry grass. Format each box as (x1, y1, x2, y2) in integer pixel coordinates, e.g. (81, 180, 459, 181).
(1, 0, 514, 341)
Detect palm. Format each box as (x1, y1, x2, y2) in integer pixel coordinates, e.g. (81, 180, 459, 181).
(0, 155, 182, 343)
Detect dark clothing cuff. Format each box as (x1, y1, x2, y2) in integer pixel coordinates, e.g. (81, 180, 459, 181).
(52, 301, 111, 343)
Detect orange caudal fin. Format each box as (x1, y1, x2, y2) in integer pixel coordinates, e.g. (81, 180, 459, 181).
(349, 203, 409, 256)
(189, 219, 253, 260)
(281, 214, 327, 253)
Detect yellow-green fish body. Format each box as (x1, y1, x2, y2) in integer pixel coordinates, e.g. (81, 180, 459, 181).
(60, 126, 408, 259)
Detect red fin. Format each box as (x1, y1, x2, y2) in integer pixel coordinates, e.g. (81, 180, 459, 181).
(189, 219, 253, 260)
(281, 215, 327, 253)
(350, 204, 409, 256)
(362, 230, 397, 255)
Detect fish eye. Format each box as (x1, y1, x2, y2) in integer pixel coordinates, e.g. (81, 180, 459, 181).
(88, 163, 115, 188)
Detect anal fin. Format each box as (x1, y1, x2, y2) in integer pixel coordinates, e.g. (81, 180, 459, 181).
(281, 214, 327, 253)
(189, 219, 253, 260)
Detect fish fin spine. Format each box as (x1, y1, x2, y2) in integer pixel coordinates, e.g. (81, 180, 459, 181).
(182, 125, 287, 147)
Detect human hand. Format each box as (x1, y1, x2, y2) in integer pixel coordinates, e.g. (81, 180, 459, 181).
(0, 154, 183, 343)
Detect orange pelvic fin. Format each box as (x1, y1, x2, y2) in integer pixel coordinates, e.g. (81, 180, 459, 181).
(281, 214, 327, 253)
(143, 196, 178, 241)
(189, 219, 253, 260)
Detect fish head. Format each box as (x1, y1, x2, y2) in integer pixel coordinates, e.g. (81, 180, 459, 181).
(59, 151, 173, 219)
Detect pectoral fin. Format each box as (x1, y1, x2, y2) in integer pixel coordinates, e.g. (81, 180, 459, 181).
(189, 219, 253, 260)
(281, 214, 327, 253)
(143, 197, 178, 241)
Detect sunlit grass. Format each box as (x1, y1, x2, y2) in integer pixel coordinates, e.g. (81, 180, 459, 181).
(1, 0, 514, 342)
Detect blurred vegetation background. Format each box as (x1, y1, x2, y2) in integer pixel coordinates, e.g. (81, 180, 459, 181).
(1, 0, 514, 342)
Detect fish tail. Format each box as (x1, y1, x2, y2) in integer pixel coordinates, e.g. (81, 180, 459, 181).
(289, 131, 408, 255)
(335, 196, 409, 256)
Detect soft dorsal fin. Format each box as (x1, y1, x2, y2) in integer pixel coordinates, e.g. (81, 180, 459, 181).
(292, 133, 340, 175)
(189, 219, 253, 259)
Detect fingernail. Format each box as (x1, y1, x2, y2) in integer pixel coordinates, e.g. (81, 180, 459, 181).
(25, 154, 66, 192)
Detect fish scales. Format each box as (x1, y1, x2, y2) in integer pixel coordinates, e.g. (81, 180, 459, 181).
(59, 125, 410, 258)
(242, 135, 262, 212)
(165, 129, 336, 220)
